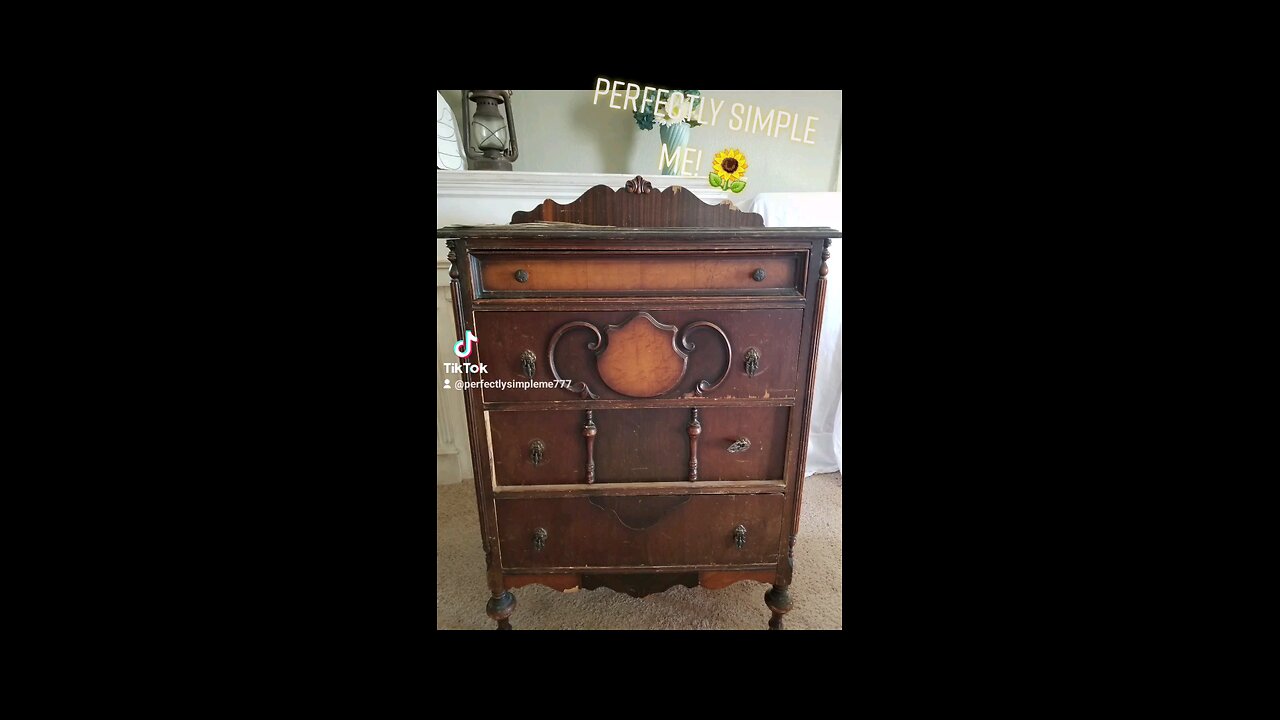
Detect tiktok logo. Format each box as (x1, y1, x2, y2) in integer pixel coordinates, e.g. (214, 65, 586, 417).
(454, 330, 478, 358)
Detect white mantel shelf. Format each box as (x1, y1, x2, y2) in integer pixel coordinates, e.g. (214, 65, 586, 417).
(436, 170, 731, 202)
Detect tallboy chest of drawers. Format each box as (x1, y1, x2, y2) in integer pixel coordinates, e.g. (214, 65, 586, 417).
(438, 176, 838, 629)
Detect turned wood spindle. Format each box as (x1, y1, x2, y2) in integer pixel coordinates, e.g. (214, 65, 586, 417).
(765, 585, 793, 631)
(486, 590, 516, 631)
(583, 410, 597, 484)
(687, 408, 701, 482)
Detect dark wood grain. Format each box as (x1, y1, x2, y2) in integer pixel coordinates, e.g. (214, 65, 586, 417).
(595, 312, 687, 397)
(581, 573, 699, 598)
(442, 176, 836, 629)
(495, 494, 785, 570)
(488, 406, 788, 486)
(439, 226, 839, 239)
(700, 570, 776, 590)
(508, 180, 765, 227)
(504, 574, 582, 592)
(476, 253, 801, 295)
(473, 309, 804, 403)
(695, 406, 790, 482)
(492, 480, 784, 498)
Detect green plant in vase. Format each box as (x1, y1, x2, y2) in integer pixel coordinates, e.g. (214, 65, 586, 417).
(633, 90, 703, 175)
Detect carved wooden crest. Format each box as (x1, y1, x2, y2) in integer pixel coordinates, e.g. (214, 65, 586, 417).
(625, 175, 652, 194)
(510, 176, 764, 227)
(597, 313, 688, 398)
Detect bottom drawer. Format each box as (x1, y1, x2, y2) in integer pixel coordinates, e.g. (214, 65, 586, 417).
(496, 494, 784, 570)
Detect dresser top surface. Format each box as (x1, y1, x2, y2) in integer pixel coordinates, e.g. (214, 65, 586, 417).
(437, 223, 841, 240)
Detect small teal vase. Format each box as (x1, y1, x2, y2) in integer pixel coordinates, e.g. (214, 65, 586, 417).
(658, 123, 691, 175)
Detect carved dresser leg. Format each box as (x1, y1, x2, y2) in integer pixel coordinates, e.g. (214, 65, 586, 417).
(764, 585, 792, 630)
(486, 590, 516, 630)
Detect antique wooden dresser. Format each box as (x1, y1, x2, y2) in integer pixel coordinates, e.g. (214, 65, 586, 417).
(438, 176, 838, 629)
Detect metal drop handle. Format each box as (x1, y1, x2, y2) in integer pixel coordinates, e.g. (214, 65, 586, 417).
(734, 525, 747, 549)
(533, 527, 547, 551)
(529, 439, 545, 465)
(520, 349, 536, 380)
(745, 348, 760, 377)
(727, 437, 751, 453)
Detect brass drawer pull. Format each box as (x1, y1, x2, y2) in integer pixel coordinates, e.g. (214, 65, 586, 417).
(734, 525, 747, 549)
(520, 349, 536, 379)
(533, 527, 547, 551)
(745, 347, 760, 377)
(515, 269, 529, 283)
(529, 439, 545, 465)
(752, 268, 766, 282)
(727, 437, 751, 453)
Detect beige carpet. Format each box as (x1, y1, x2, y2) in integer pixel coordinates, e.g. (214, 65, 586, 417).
(437, 472, 842, 630)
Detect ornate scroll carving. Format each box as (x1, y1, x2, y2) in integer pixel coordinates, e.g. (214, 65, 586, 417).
(582, 573, 699, 598)
(547, 321, 602, 400)
(510, 180, 764, 227)
(583, 410, 597, 484)
(549, 313, 736, 398)
(687, 408, 701, 481)
(679, 321, 733, 396)
(625, 175, 653, 194)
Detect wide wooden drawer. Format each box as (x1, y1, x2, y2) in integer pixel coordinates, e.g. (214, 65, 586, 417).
(496, 494, 785, 570)
(473, 252, 803, 296)
(473, 308, 802, 403)
(488, 406, 789, 486)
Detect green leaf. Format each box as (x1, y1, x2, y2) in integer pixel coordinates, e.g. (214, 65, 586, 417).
(708, 172, 722, 187)
(729, 181, 746, 193)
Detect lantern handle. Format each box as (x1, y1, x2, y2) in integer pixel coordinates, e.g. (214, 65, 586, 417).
(500, 90, 519, 162)
(459, 91, 482, 160)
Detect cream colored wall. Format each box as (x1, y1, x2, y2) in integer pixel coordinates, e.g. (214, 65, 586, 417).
(442, 90, 842, 205)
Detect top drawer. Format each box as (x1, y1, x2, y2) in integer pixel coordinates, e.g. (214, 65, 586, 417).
(471, 252, 803, 297)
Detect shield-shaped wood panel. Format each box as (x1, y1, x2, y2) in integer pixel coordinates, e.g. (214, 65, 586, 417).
(596, 312, 689, 398)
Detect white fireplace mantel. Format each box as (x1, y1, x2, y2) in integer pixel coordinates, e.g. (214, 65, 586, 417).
(436, 169, 733, 201)
(435, 171, 731, 484)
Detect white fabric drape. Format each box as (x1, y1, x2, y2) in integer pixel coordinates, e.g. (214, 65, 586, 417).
(741, 192, 842, 476)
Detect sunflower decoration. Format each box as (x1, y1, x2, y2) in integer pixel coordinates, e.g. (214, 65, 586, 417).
(709, 148, 748, 193)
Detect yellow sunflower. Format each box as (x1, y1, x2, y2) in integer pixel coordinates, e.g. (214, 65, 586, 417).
(712, 148, 748, 183)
